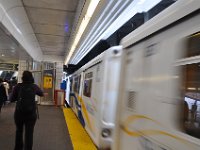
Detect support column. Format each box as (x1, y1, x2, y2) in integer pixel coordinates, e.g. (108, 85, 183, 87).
(55, 62, 64, 106)
(55, 62, 63, 89)
(18, 60, 28, 83)
(32, 61, 42, 104)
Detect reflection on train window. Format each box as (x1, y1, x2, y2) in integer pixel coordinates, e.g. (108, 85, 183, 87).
(70, 78, 73, 91)
(184, 63, 200, 138)
(186, 32, 200, 57)
(83, 72, 93, 97)
(83, 79, 92, 97)
(74, 75, 81, 93)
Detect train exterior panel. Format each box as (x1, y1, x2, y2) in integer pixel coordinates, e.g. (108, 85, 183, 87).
(113, 0, 200, 150)
(67, 46, 123, 149)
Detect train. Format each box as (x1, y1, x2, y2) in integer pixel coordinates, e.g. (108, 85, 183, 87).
(113, 0, 200, 150)
(65, 0, 200, 149)
(65, 46, 123, 149)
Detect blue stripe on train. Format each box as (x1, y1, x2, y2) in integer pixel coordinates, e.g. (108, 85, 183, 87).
(70, 93, 85, 127)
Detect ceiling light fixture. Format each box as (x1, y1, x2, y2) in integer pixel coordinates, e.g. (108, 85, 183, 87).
(64, 0, 100, 65)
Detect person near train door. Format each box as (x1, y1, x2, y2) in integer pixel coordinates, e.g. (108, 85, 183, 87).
(10, 71, 44, 150)
(3, 79, 9, 103)
(0, 78, 7, 113)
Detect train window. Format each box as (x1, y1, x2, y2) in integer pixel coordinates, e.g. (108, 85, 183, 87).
(186, 32, 200, 58)
(70, 78, 73, 91)
(83, 79, 92, 97)
(83, 72, 93, 97)
(183, 63, 200, 138)
(74, 75, 81, 93)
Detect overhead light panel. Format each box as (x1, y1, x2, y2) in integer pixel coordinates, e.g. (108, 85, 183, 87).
(65, 0, 100, 65)
(70, 0, 162, 64)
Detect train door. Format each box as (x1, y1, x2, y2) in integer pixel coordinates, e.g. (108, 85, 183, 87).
(82, 63, 102, 146)
(72, 74, 83, 122)
(113, 44, 145, 150)
(70, 76, 75, 109)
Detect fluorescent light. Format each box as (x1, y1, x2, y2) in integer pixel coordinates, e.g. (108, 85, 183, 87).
(65, 0, 100, 65)
(86, 0, 100, 17)
(70, 0, 128, 64)
(187, 87, 196, 90)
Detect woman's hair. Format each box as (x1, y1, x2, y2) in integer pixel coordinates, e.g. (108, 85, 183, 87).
(22, 71, 34, 83)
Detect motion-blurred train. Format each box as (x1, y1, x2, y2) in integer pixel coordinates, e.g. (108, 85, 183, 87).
(65, 0, 200, 150)
(65, 46, 123, 149)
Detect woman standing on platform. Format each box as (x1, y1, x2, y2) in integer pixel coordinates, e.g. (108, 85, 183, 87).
(0, 78, 7, 113)
(10, 71, 44, 150)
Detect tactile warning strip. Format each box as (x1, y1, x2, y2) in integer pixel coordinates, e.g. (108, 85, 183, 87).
(63, 108, 97, 150)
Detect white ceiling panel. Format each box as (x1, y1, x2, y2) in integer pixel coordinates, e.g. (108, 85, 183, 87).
(36, 34, 65, 43)
(43, 51, 64, 56)
(40, 42, 66, 48)
(39, 41, 67, 47)
(33, 24, 70, 36)
(23, 0, 80, 57)
(23, 0, 78, 11)
(41, 47, 64, 52)
(26, 8, 74, 27)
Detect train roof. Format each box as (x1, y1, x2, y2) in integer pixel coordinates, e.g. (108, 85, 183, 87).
(71, 46, 122, 76)
(121, 0, 200, 48)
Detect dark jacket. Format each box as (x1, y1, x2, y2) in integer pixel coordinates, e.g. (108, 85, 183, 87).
(10, 83, 44, 102)
(0, 83, 7, 103)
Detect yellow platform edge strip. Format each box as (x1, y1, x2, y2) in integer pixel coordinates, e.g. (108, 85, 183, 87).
(63, 108, 97, 150)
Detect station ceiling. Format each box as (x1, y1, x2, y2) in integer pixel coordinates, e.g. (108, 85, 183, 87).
(0, 23, 30, 64)
(0, 0, 82, 65)
(22, 0, 79, 56)
(0, 0, 176, 67)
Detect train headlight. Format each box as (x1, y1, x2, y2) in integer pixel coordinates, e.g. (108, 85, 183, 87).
(101, 128, 111, 138)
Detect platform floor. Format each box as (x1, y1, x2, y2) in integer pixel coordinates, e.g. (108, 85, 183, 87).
(0, 103, 96, 150)
(63, 108, 97, 150)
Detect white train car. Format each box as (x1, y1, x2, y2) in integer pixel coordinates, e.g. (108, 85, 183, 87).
(67, 46, 123, 149)
(113, 0, 200, 150)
